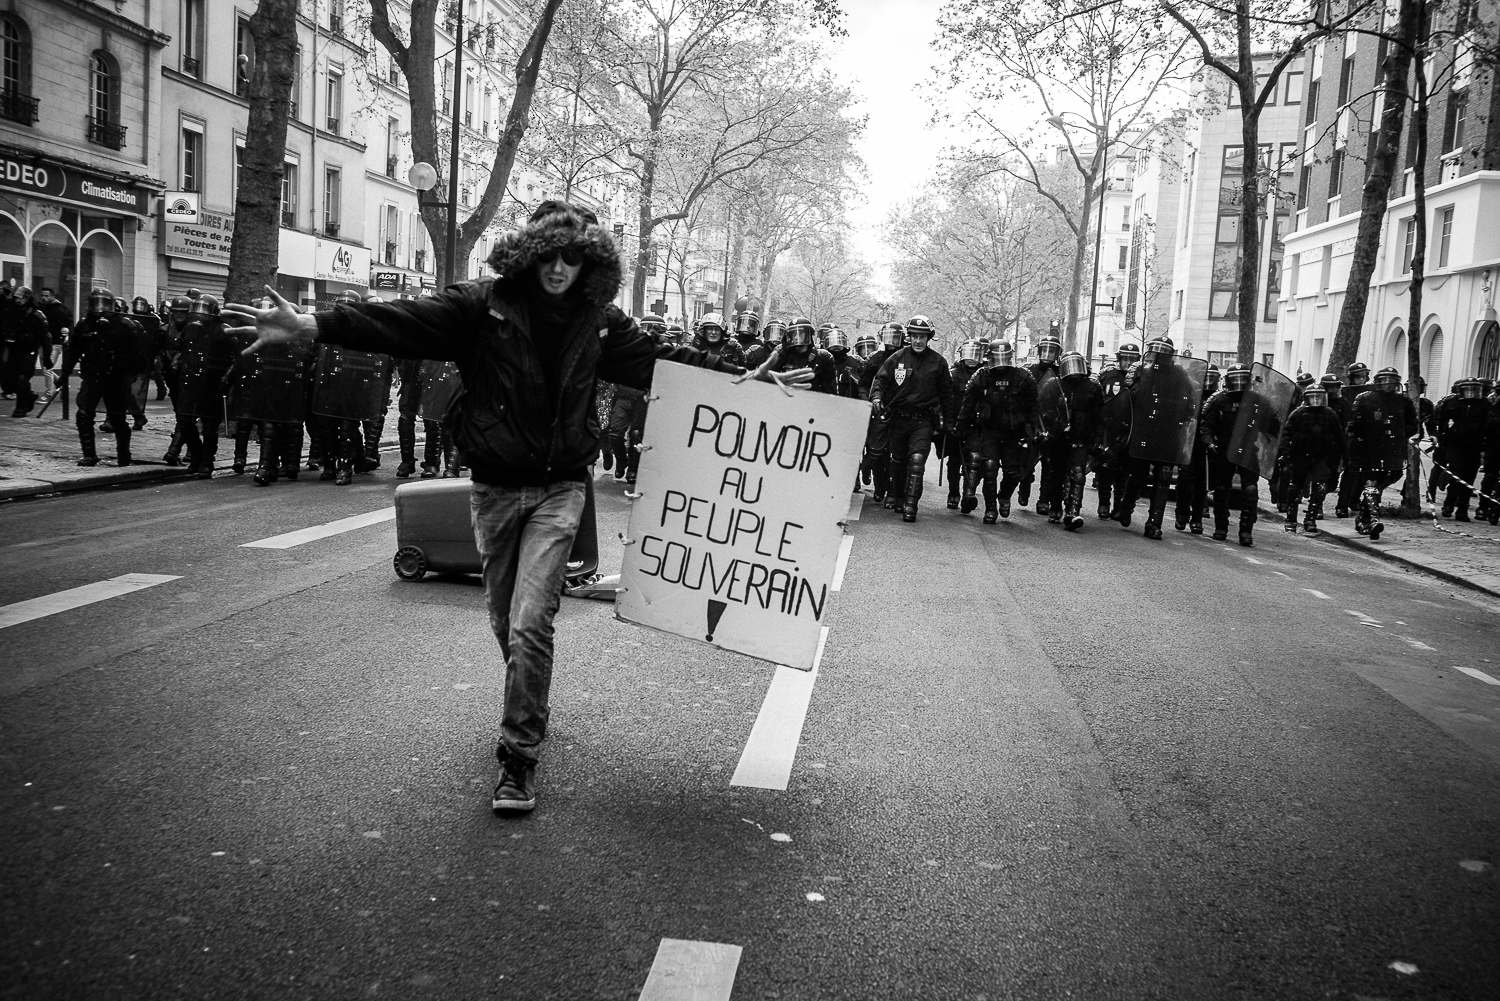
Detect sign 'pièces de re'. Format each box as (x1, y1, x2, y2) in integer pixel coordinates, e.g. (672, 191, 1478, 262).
(616, 362, 868, 671)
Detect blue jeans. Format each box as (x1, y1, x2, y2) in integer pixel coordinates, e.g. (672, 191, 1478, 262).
(470, 480, 587, 766)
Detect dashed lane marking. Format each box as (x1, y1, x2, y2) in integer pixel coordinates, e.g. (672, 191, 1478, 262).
(637, 939, 742, 1001)
(1244, 556, 1264, 564)
(1345, 610, 1383, 627)
(240, 507, 396, 549)
(1401, 637, 1436, 652)
(831, 536, 854, 592)
(1302, 588, 1331, 600)
(730, 627, 827, 791)
(1272, 570, 1291, 577)
(0, 574, 182, 630)
(1456, 667, 1500, 686)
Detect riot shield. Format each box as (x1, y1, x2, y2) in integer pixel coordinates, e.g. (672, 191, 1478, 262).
(1226, 362, 1297, 479)
(417, 360, 462, 422)
(1128, 356, 1208, 466)
(174, 319, 237, 419)
(312, 345, 391, 420)
(1036, 370, 1069, 437)
(226, 343, 311, 423)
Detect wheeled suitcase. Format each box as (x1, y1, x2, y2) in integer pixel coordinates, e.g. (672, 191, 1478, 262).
(392, 477, 605, 586)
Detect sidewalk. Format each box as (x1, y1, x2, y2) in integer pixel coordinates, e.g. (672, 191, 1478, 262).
(0, 373, 399, 501)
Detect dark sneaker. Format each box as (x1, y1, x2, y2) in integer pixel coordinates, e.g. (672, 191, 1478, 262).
(1065, 515, 1084, 531)
(492, 759, 536, 813)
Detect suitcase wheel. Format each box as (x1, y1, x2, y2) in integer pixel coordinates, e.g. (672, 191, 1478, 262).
(393, 545, 428, 582)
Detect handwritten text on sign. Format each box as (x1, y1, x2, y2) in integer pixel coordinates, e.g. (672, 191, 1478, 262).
(616, 362, 868, 671)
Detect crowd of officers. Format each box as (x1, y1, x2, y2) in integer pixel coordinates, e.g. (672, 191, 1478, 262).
(619, 304, 1500, 548)
(9, 285, 1497, 543)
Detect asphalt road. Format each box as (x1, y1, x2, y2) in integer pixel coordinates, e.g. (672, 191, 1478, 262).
(1, 460, 1497, 1001)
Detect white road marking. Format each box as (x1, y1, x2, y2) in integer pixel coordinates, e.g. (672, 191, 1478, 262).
(1272, 570, 1291, 577)
(830, 536, 854, 592)
(1401, 637, 1436, 652)
(1345, 610, 1380, 623)
(1302, 588, 1331, 600)
(240, 507, 396, 549)
(637, 939, 741, 1001)
(1456, 667, 1500, 686)
(731, 627, 827, 791)
(0, 574, 182, 630)
(845, 492, 865, 522)
(1244, 556, 1264, 565)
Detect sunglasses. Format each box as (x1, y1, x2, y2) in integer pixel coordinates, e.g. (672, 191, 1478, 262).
(539, 248, 584, 267)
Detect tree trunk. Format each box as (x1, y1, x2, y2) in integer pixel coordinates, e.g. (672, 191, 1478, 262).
(1401, 37, 1429, 517)
(1065, 172, 1095, 351)
(1235, 66, 1262, 364)
(724, 224, 744, 316)
(225, 0, 299, 305)
(632, 140, 659, 316)
(1327, 0, 1420, 374)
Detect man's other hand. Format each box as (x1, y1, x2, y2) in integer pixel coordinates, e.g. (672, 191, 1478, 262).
(223, 286, 317, 355)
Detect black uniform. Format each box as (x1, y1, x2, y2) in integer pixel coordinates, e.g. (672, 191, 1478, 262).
(1433, 393, 1492, 519)
(172, 314, 235, 475)
(944, 359, 982, 506)
(60, 311, 137, 464)
(1278, 403, 1344, 531)
(1335, 380, 1373, 514)
(1024, 360, 1060, 510)
(872, 345, 955, 518)
(691, 334, 746, 370)
(1039, 373, 1104, 525)
(1095, 365, 1131, 518)
(1479, 402, 1500, 525)
(773, 343, 836, 394)
(956, 364, 1038, 522)
(2, 299, 49, 416)
(1198, 388, 1265, 540)
(1346, 388, 1419, 536)
(396, 358, 444, 477)
(607, 384, 647, 483)
(858, 346, 898, 500)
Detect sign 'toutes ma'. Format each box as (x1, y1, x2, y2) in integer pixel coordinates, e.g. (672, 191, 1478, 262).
(617, 362, 868, 671)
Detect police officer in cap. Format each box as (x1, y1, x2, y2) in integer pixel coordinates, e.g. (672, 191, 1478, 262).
(871, 315, 954, 521)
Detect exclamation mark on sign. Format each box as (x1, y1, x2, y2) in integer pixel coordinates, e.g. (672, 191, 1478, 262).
(705, 600, 727, 642)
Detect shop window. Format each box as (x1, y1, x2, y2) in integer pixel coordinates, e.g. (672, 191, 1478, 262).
(81, 230, 123, 299)
(88, 52, 125, 150)
(0, 14, 36, 125)
(0, 213, 24, 257)
(30, 223, 77, 317)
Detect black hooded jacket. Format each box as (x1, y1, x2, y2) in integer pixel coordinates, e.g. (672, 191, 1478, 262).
(308, 201, 742, 486)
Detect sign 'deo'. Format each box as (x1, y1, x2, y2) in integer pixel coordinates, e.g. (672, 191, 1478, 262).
(617, 362, 867, 671)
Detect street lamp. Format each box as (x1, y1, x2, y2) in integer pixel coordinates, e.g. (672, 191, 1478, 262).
(1046, 113, 1108, 365)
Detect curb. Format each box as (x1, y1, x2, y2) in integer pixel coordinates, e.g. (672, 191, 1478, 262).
(1259, 503, 1500, 601)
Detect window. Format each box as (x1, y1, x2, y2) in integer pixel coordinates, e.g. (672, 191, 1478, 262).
(323, 166, 341, 235)
(386, 117, 399, 177)
(1401, 218, 1416, 274)
(236, 18, 255, 98)
(1174, 289, 1183, 319)
(1328, 150, 1344, 200)
(382, 204, 399, 263)
(1337, 55, 1356, 105)
(1297, 164, 1312, 209)
(87, 52, 124, 148)
(1443, 92, 1468, 151)
(290, 46, 302, 120)
(1227, 81, 1241, 108)
(1437, 206, 1453, 267)
(233, 139, 245, 202)
(0, 15, 36, 125)
(325, 69, 342, 134)
(1117, 245, 1128, 269)
(329, 0, 345, 34)
(181, 124, 203, 192)
(1288, 253, 1301, 297)
(1305, 79, 1319, 126)
(1120, 205, 1131, 231)
(1284, 70, 1304, 105)
(464, 74, 474, 128)
(1319, 247, 1332, 292)
(442, 61, 452, 116)
(281, 159, 298, 227)
(1255, 72, 1275, 106)
(182, 0, 205, 77)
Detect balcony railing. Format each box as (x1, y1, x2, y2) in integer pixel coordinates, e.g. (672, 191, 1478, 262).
(86, 117, 127, 150)
(182, 55, 201, 78)
(386, 155, 397, 178)
(0, 89, 39, 125)
(281, 209, 296, 228)
(325, 116, 340, 135)
(384, 241, 397, 264)
(324, 221, 340, 238)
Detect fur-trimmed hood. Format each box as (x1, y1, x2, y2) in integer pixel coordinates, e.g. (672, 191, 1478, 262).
(486, 200, 622, 308)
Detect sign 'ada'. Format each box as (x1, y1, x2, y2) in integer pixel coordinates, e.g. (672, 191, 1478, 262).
(616, 362, 868, 671)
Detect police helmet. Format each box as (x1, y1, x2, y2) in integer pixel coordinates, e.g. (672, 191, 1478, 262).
(191, 294, 220, 317)
(113, 297, 129, 313)
(169, 295, 193, 317)
(1373, 366, 1403, 391)
(906, 315, 936, 340)
(825, 328, 851, 354)
(1296, 372, 1316, 388)
(988, 341, 1016, 368)
(665, 322, 685, 344)
(762, 319, 787, 345)
(1059, 350, 1088, 378)
(816, 322, 834, 347)
(877, 321, 905, 349)
(1346, 361, 1371, 385)
(1205, 365, 1222, 394)
(1224, 363, 1252, 392)
(1116, 343, 1141, 367)
(1036, 335, 1063, 364)
(733, 310, 760, 341)
(185, 287, 202, 300)
(641, 313, 667, 339)
(785, 317, 816, 348)
(337, 290, 361, 304)
(131, 295, 153, 315)
(1456, 378, 1485, 400)
(699, 311, 726, 342)
(87, 288, 114, 316)
(1144, 336, 1175, 361)
(958, 339, 985, 365)
(1303, 385, 1328, 407)
(854, 334, 878, 359)
(363, 292, 383, 303)
(1319, 374, 1343, 397)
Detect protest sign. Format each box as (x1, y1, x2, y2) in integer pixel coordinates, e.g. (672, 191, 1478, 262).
(616, 362, 868, 671)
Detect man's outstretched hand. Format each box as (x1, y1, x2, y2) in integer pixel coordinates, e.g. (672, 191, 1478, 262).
(223, 286, 318, 355)
(733, 347, 814, 390)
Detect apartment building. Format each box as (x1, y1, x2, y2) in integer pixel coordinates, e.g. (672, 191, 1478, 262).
(1279, 2, 1500, 385)
(1120, 122, 1184, 350)
(0, 1, 166, 316)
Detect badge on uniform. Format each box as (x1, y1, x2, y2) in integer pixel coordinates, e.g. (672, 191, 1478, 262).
(894, 365, 908, 385)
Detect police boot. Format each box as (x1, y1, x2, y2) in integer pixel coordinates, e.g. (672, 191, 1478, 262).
(11, 386, 35, 417)
(1096, 475, 1113, 520)
(421, 420, 442, 478)
(1285, 501, 1299, 533)
(98, 418, 115, 434)
(196, 425, 218, 478)
(362, 417, 383, 469)
(1303, 504, 1319, 534)
(231, 425, 250, 474)
(278, 424, 303, 480)
(396, 413, 417, 478)
(960, 456, 979, 514)
(870, 457, 888, 503)
(442, 438, 461, 478)
(1017, 474, 1031, 507)
(114, 424, 132, 467)
(982, 475, 998, 524)
(997, 474, 1015, 519)
(1456, 498, 1472, 523)
(1211, 510, 1229, 541)
(1048, 493, 1063, 525)
(334, 458, 353, 486)
(946, 489, 959, 510)
(163, 427, 184, 466)
(902, 462, 923, 523)
(76, 412, 99, 466)
(1063, 482, 1084, 532)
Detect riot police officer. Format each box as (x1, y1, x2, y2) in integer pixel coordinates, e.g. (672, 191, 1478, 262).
(173, 294, 234, 477)
(1174, 364, 1218, 533)
(1024, 332, 1063, 513)
(160, 295, 194, 465)
(607, 312, 663, 483)
(775, 317, 836, 393)
(731, 296, 761, 354)
(872, 315, 954, 521)
(693, 311, 745, 367)
(1095, 342, 1139, 518)
(1345, 366, 1418, 540)
(1199, 364, 1261, 544)
(1433, 378, 1492, 521)
(956, 340, 1037, 523)
(945, 339, 985, 509)
(59, 289, 137, 465)
(1335, 361, 1373, 516)
(3, 286, 50, 416)
(744, 317, 783, 370)
(858, 321, 903, 501)
(1278, 380, 1344, 534)
(1039, 350, 1104, 530)
(825, 328, 862, 400)
(1117, 337, 1200, 541)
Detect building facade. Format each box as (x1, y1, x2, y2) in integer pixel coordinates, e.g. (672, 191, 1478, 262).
(1278, 1, 1500, 387)
(0, 1, 166, 316)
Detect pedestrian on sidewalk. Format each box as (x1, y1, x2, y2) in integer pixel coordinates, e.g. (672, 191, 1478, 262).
(225, 200, 811, 815)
